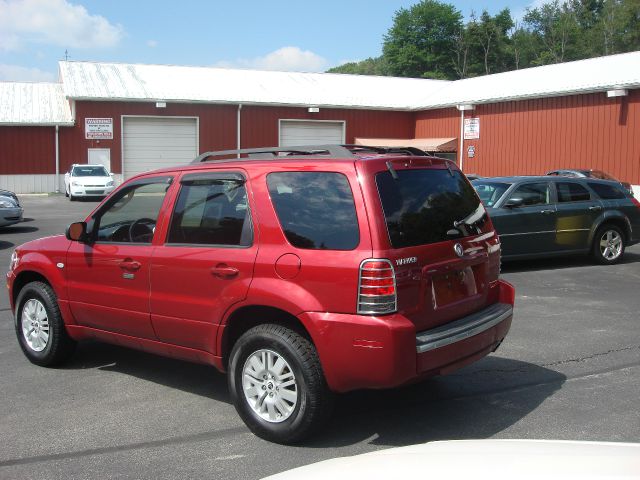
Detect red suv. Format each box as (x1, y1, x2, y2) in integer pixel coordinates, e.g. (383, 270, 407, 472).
(7, 145, 514, 443)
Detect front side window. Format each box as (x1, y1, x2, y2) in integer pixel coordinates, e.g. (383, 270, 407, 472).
(267, 172, 359, 250)
(556, 182, 591, 202)
(507, 182, 550, 206)
(95, 179, 171, 243)
(473, 181, 512, 207)
(167, 174, 252, 246)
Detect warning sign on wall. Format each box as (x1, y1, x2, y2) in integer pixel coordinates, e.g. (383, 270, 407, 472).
(85, 118, 113, 140)
(464, 118, 480, 139)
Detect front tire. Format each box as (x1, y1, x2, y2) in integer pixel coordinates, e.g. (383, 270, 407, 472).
(228, 324, 333, 444)
(15, 281, 76, 366)
(592, 225, 625, 265)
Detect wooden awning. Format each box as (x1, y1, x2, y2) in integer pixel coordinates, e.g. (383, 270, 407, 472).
(355, 137, 458, 152)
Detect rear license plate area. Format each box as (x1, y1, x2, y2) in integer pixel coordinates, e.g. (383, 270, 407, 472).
(431, 266, 478, 308)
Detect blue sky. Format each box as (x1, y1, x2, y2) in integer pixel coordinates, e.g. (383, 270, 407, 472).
(0, 0, 542, 82)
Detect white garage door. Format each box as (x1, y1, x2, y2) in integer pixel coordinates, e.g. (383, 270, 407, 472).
(279, 120, 345, 147)
(122, 117, 198, 179)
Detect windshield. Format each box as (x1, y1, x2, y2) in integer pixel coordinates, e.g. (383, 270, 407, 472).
(472, 181, 512, 207)
(72, 166, 108, 177)
(376, 168, 485, 248)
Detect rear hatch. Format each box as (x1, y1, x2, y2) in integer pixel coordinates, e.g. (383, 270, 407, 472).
(359, 157, 501, 332)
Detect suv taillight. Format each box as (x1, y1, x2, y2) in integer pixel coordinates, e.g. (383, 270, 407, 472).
(357, 259, 397, 315)
(631, 197, 640, 210)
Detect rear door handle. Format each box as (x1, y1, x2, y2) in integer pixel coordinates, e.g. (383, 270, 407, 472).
(211, 264, 239, 279)
(540, 209, 555, 215)
(119, 259, 141, 271)
(589, 205, 603, 211)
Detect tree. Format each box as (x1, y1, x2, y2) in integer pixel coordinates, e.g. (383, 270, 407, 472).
(523, 1, 581, 64)
(382, 0, 463, 79)
(466, 9, 514, 76)
(327, 57, 388, 76)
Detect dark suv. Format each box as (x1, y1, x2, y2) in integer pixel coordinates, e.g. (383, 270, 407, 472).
(473, 176, 640, 263)
(7, 145, 514, 443)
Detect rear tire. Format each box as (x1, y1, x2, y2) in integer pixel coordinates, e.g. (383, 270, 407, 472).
(228, 324, 333, 444)
(69, 193, 75, 201)
(592, 225, 625, 265)
(15, 281, 76, 366)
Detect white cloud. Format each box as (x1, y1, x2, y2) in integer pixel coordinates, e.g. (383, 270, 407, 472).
(147, 39, 158, 48)
(0, 63, 56, 81)
(0, 0, 124, 51)
(214, 46, 328, 72)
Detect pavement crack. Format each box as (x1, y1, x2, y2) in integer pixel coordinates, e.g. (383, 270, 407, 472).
(0, 426, 248, 468)
(541, 345, 640, 368)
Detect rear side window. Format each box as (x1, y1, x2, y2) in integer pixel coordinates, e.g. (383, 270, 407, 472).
(588, 182, 626, 200)
(167, 174, 252, 246)
(267, 172, 359, 250)
(376, 169, 485, 248)
(556, 182, 591, 202)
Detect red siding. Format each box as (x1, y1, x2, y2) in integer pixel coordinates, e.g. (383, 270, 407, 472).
(414, 89, 640, 184)
(240, 106, 414, 148)
(0, 126, 55, 174)
(59, 101, 237, 174)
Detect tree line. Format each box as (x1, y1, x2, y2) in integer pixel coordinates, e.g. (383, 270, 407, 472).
(328, 0, 640, 79)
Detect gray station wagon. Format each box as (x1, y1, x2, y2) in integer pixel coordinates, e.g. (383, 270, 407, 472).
(472, 176, 640, 263)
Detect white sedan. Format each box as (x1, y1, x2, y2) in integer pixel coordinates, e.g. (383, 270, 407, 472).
(64, 164, 116, 201)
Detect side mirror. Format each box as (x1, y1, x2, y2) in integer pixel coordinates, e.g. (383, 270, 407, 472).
(66, 222, 88, 242)
(504, 197, 524, 208)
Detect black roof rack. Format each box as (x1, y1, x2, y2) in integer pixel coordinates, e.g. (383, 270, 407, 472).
(191, 144, 429, 164)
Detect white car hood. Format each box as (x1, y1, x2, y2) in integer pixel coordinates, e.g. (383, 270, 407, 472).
(262, 440, 640, 480)
(71, 176, 111, 186)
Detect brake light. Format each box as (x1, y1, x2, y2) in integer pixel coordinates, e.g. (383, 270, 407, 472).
(357, 259, 397, 315)
(631, 197, 640, 210)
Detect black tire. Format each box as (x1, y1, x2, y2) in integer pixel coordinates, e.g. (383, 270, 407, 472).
(228, 324, 333, 444)
(592, 224, 625, 265)
(65, 188, 69, 198)
(15, 281, 76, 366)
(69, 193, 75, 201)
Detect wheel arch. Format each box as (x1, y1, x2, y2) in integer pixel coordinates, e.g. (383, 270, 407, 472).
(12, 270, 52, 307)
(219, 305, 313, 371)
(590, 215, 631, 246)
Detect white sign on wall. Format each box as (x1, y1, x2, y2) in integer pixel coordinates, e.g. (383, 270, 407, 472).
(464, 117, 480, 139)
(85, 118, 113, 139)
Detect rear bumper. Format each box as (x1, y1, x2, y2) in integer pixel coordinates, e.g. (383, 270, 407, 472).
(300, 280, 514, 393)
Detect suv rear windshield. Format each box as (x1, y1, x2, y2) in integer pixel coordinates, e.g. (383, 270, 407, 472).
(376, 168, 484, 248)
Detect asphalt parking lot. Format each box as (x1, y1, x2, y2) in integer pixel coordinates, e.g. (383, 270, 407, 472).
(1, 195, 639, 479)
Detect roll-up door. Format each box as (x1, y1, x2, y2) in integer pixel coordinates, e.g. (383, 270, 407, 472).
(279, 120, 345, 147)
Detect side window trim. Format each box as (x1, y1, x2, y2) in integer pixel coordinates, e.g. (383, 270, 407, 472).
(165, 171, 254, 248)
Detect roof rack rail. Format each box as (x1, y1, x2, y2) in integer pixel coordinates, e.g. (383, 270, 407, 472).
(190, 144, 429, 164)
(191, 145, 355, 163)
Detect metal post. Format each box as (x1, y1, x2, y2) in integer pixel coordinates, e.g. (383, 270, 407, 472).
(237, 104, 242, 158)
(458, 109, 464, 172)
(55, 125, 60, 192)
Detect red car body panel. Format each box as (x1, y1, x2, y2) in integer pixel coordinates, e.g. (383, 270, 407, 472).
(7, 152, 514, 393)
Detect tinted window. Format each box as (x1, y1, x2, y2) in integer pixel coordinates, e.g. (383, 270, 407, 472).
(73, 166, 108, 176)
(557, 182, 591, 202)
(96, 179, 171, 243)
(589, 170, 615, 180)
(167, 175, 251, 246)
(267, 172, 359, 250)
(472, 181, 512, 207)
(376, 169, 485, 248)
(507, 182, 550, 206)
(588, 182, 626, 200)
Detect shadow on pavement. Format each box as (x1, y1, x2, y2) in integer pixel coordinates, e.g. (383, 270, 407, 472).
(0, 225, 39, 234)
(64, 341, 229, 402)
(63, 343, 563, 448)
(307, 356, 565, 448)
(502, 250, 640, 273)
(0, 240, 14, 251)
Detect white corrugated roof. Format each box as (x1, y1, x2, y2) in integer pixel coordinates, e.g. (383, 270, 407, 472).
(0, 82, 73, 125)
(414, 51, 640, 109)
(58, 61, 449, 110)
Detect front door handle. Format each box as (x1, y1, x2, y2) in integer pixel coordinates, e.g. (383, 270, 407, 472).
(540, 209, 555, 215)
(211, 264, 239, 279)
(589, 205, 603, 211)
(119, 259, 141, 271)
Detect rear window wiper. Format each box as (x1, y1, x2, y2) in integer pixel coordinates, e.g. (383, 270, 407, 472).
(386, 161, 399, 180)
